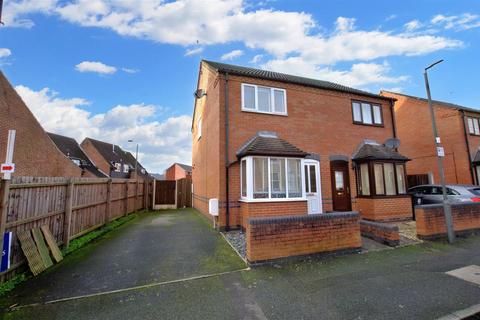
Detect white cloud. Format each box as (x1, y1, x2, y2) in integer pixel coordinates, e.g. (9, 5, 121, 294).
(75, 61, 117, 74)
(0, 48, 12, 58)
(250, 54, 263, 64)
(335, 17, 355, 32)
(184, 47, 204, 56)
(121, 67, 139, 74)
(2, 0, 56, 28)
(221, 49, 243, 60)
(404, 20, 422, 32)
(264, 59, 407, 88)
(431, 13, 480, 31)
(15, 85, 192, 172)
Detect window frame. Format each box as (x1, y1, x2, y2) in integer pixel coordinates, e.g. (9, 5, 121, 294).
(355, 160, 408, 198)
(197, 116, 202, 140)
(240, 156, 306, 202)
(351, 100, 384, 127)
(241, 83, 288, 116)
(467, 116, 480, 136)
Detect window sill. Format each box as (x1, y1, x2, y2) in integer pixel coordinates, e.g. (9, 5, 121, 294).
(241, 109, 288, 117)
(352, 122, 384, 128)
(239, 197, 307, 203)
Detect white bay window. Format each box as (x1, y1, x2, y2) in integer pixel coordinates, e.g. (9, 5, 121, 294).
(241, 156, 305, 201)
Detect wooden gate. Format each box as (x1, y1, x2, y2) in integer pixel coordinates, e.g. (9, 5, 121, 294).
(176, 178, 192, 208)
(153, 180, 176, 209)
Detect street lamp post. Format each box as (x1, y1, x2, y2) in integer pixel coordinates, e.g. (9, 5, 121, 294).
(423, 59, 455, 243)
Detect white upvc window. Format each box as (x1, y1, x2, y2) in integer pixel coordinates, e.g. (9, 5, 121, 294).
(241, 83, 287, 115)
(240, 156, 305, 202)
(123, 164, 130, 173)
(114, 162, 122, 172)
(468, 117, 480, 135)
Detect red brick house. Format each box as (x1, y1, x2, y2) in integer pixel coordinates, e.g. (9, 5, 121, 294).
(164, 163, 192, 181)
(81, 137, 149, 180)
(0, 71, 82, 178)
(47, 132, 108, 178)
(192, 61, 413, 230)
(381, 91, 478, 186)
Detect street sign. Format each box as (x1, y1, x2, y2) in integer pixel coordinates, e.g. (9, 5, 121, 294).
(437, 146, 445, 157)
(0, 163, 14, 173)
(1, 232, 12, 272)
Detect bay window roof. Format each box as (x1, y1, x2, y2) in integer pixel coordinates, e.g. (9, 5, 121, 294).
(473, 149, 480, 163)
(236, 132, 308, 158)
(352, 142, 410, 162)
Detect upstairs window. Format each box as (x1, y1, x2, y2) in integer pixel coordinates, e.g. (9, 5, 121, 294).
(114, 162, 122, 172)
(467, 117, 480, 135)
(352, 101, 383, 126)
(123, 164, 130, 173)
(242, 84, 287, 115)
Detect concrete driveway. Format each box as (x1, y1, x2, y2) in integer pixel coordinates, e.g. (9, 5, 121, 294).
(0, 209, 246, 309)
(2, 209, 480, 320)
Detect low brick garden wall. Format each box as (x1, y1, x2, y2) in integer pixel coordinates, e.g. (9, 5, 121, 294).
(416, 202, 480, 240)
(355, 196, 413, 221)
(360, 220, 400, 246)
(246, 212, 361, 264)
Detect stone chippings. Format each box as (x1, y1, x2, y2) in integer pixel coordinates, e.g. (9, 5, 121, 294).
(223, 230, 246, 259)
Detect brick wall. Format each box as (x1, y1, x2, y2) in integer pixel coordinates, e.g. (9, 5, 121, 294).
(0, 72, 82, 178)
(192, 62, 398, 229)
(165, 164, 191, 181)
(246, 212, 362, 263)
(360, 219, 400, 246)
(240, 201, 307, 229)
(382, 91, 473, 185)
(415, 203, 480, 239)
(356, 196, 413, 221)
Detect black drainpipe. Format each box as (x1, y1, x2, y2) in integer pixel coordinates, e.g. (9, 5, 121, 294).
(224, 72, 230, 231)
(461, 110, 476, 184)
(389, 99, 397, 139)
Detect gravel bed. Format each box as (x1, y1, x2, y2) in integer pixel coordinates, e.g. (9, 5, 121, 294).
(223, 230, 246, 259)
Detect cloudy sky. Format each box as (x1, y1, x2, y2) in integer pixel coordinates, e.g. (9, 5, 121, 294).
(1, 0, 479, 173)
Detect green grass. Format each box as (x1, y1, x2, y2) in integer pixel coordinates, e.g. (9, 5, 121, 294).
(0, 213, 138, 297)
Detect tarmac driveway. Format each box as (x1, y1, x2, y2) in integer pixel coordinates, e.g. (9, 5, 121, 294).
(0, 209, 246, 308)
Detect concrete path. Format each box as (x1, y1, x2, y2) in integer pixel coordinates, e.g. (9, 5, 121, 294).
(2, 209, 480, 320)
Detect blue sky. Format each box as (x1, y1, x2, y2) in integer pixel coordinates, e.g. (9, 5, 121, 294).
(0, 0, 479, 173)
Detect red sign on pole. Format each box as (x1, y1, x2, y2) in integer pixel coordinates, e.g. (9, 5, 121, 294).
(0, 163, 14, 173)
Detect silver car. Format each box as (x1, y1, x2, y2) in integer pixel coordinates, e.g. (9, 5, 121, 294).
(408, 184, 480, 205)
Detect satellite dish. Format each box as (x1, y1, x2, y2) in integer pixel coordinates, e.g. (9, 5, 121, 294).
(194, 89, 206, 99)
(384, 138, 400, 149)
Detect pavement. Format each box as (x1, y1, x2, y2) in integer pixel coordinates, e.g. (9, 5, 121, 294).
(1, 209, 480, 320)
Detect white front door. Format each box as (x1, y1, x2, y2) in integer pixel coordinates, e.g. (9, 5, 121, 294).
(304, 160, 321, 214)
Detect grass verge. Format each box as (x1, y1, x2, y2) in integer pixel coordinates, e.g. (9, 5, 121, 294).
(0, 213, 137, 297)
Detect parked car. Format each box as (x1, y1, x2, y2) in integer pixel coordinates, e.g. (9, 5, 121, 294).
(408, 184, 480, 205)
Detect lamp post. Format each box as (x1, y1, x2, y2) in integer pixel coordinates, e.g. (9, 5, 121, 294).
(423, 59, 455, 243)
(128, 140, 139, 181)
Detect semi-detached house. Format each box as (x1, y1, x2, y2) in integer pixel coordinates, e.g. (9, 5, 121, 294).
(192, 60, 413, 230)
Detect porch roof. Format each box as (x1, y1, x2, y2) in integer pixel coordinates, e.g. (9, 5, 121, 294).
(352, 143, 410, 161)
(236, 132, 309, 158)
(473, 150, 480, 163)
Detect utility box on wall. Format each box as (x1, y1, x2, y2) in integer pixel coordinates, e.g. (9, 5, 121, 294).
(209, 198, 219, 216)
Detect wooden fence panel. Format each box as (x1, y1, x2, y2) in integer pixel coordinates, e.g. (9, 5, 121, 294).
(176, 178, 192, 208)
(0, 176, 149, 282)
(155, 181, 176, 205)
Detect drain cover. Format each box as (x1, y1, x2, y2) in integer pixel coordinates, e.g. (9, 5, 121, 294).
(446, 265, 480, 285)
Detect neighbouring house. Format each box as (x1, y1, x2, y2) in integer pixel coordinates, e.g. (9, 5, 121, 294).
(47, 132, 108, 178)
(192, 60, 413, 230)
(0, 71, 82, 178)
(150, 173, 165, 180)
(80, 137, 149, 180)
(381, 91, 478, 186)
(164, 163, 192, 181)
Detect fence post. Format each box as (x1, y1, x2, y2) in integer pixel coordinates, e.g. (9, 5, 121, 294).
(124, 180, 129, 216)
(135, 180, 139, 213)
(63, 178, 74, 248)
(0, 179, 11, 255)
(105, 179, 112, 224)
(143, 179, 148, 210)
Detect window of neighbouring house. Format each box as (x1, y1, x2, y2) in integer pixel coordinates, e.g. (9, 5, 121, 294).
(114, 162, 122, 172)
(242, 156, 304, 201)
(241, 84, 287, 115)
(123, 164, 130, 173)
(356, 161, 407, 197)
(352, 101, 383, 126)
(468, 117, 480, 135)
